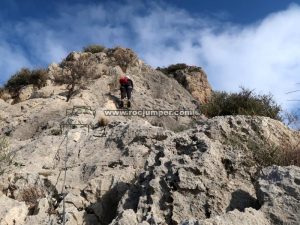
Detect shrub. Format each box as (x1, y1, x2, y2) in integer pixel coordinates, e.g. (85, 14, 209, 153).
(247, 137, 300, 167)
(224, 132, 300, 168)
(201, 88, 282, 121)
(5, 68, 31, 91)
(5, 68, 48, 95)
(50, 129, 61, 136)
(157, 63, 202, 75)
(30, 69, 48, 88)
(83, 44, 106, 53)
(157, 63, 188, 74)
(20, 186, 45, 214)
(0, 88, 11, 101)
(98, 115, 109, 127)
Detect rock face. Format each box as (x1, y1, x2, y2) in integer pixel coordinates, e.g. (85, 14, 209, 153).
(257, 166, 300, 225)
(158, 64, 212, 104)
(181, 208, 270, 225)
(0, 195, 28, 225)
(0, 47, 299, 225)
(18, 85, 34, 102)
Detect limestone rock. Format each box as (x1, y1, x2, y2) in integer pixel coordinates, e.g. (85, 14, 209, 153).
(48, 63, 62, 80)
(18, 85, 34, 102)
(65, 51, 82, 61)
(257, 166, 300, 225)
(158, 64, 212, 103)
(0, 195, 28, 225)
(1, 46, 299, 225)
(110, 209, 138, 225)
(181, 208, 270, 225)
(31, 85, 55, 99)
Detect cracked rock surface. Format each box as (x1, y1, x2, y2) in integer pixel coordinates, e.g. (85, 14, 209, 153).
(0, 49, 300, 225)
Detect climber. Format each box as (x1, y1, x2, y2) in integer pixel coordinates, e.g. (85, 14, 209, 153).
(119, 74, 133, 108)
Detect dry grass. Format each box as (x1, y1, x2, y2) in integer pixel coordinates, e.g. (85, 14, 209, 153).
(98, 115, 109, 127)
(249, 138, 300, 167)
(50, 129, 62, 136)
(20, 186, 45, 214)
(226, 134, 300, 168)
(0, 88, 11, 101)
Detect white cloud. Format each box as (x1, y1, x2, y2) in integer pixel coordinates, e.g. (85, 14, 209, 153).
(0, 1, 299, 111)
(196, 5, 300, 110)
(129, 3, 300, 110)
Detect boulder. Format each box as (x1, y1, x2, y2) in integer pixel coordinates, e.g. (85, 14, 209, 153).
(18, 85, 34, 102)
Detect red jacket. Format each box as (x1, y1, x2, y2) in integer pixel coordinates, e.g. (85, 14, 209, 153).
(119, 76, 133, 89)
(119, 76, 128, 85)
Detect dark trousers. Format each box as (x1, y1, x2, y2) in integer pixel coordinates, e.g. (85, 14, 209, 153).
(120, 85, 132, 100)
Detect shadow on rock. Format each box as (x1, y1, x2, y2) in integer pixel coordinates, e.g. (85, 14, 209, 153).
(226, 189, 261, 212)
(83, 181, 130, 225)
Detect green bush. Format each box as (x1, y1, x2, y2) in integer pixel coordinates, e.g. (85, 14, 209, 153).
(5, 68, 48, 94)
(157, 63, 202, 75)
(201, 88, 282, 121)
(30, 69, 48, 88)
(157, 63, 188, 75)
(83, 44, 105, 53)
(5, 68, 32, 90)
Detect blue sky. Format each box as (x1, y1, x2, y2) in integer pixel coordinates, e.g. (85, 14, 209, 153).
(0, 0, 300, 112)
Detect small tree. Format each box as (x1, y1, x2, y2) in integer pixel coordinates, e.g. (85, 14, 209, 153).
(55, 61, 86, 101)
(54, 60, 97, 102)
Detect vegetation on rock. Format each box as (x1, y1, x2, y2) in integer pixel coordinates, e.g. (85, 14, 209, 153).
(83, 44, 106, 53)
(157, 63, 202, 75)
(201, 87, 282, 121)
(4, 68, 48, 96)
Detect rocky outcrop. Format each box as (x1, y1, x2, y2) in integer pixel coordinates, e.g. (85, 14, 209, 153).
(0, 47, 299, 225)
(18, 85, 34, 102)
(1, 48, 201, 133)
(1, 106, 300, 225)
(158, 64, 212, 104)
